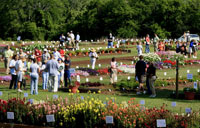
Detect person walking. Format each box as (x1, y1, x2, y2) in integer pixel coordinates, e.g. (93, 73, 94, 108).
(64, 55, 71, 87)
(135, 55, 147, 94)
(46, 54, 59, 92)
(136, 42, 143, 56)
(89, 48, 98, 69)
(70, 31, 75, 48)
(3, 45, 13, 74)
(30, 58, 40, 95)
(108, 33, 114, 48)
(145, 34, 150, 53)
(110, 57, 118, 84)
(147, 62, 157, 97)
(153, 34, 159, 52)
(9, 55, 18, 89)
(75, 32, 80, 50)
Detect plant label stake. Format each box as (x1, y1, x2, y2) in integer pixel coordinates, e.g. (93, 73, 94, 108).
(197, 69, 200, 72)
(24, 93, 28, 97)
(0, 91, 2, 96)
(185, 108, 191, 114)
(164, 72, 167, 76)
(156, 119, 166, 127)
(7, 112, 14, 120)
(131, 61, 134, 64)
(120, 62, 123, 65)
(106, 116, 113, 124)
(46, 115, 55, 123)
(187, 74, 193, 80)
(53, 95, 58, 99)
(140, 100, 145, 105)
(100, 77, 103, 81)
(194, 82, 198, 89)
(76, 66, 79, 69)
(187, 70, 190, 73)
(87, 64, 90, 68)
(171, 102, 176, 107)
(86, 78, 89, 82)
(127, 76, 131, 80)
(98, 64, 101, 67)
(77, 75, 80, 82)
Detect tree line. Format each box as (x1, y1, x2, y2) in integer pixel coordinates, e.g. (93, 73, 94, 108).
(0, 0, 199, 41)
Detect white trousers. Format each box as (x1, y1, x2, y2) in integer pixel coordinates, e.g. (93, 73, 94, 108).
(90, 58, 96, 69)
(48, 75, 58, 92)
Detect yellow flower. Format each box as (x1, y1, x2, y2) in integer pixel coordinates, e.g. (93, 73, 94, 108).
(77, 90, 80, 93)
(69, 89, 71, 92)
(98, 90, 101, 94)
(59, 122, 63, 126)
(93, 92, 96, 94)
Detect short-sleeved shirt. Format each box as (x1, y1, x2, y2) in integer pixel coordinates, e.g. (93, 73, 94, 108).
(30, 63, 39, 74)
(64, 60, 71, 70)
(46, 59, 59, 76)
(9, 59, 16, 75)
(135, 60, 146, 76)
(42, 53, 50, 63)
(111, 61, 117, 69)
(35, 50, 42, 62)
(4, 49, 13, 58)
(59, 50, 65, 57)
(53, 51, 61, 61)
(15, 60, 23, 71)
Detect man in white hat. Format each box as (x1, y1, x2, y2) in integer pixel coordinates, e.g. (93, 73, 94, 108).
(89, 48, 98, 69)
(42, 49, 50, 64)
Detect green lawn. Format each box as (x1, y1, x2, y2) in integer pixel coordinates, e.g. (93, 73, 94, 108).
(0, 41, 200, 113)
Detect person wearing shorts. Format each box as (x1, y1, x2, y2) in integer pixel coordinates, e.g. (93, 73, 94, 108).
(135, 55, 146, 94)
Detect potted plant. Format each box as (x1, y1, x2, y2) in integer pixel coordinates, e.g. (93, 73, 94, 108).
(116, 48, 122, 53)
(69, 81, 80, 93)
(108, 48, 114, 53)
(183, 87, 196, 100)
(75, 50, 82, 56)
(83, 50, 89, 55)
(100, 49, 105, 54)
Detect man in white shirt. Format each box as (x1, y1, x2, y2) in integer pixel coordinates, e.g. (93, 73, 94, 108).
(89, 48, 98, 69)
(53, 48, 61, 61)
(9, 55, 18, 89)
(2, 45, 13, 74)
(76, 32, 80, 50)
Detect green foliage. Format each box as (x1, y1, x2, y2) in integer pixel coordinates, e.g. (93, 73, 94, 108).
(0, 0, 200, 40)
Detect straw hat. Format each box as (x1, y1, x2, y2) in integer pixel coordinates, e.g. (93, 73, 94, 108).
(90, 48, 96, 52)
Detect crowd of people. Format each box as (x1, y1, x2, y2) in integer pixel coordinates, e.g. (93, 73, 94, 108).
(2, 46, 72, 94)
(59, 31, 80, 49)
(137, 32, 198, 58)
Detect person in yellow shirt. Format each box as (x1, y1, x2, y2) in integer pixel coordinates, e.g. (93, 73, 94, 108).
(3, 45, 13, 74)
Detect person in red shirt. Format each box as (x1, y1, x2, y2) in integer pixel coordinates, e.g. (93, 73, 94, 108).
(35, 48, 42, 66)
(59, 47, 65, 60)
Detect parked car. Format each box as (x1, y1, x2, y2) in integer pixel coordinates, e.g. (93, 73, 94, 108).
(177, 34, 199, 42)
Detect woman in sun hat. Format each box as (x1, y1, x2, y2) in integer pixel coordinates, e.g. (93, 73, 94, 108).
(89, 48, 98, 69)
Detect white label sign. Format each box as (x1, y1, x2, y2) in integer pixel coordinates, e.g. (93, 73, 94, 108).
(194, 82, 198, 89)
(0, 91, 2, 96)
(100, 77, 103, 81)
(7, 112, 14, 120)
(127, 76, 131, 80)
(98, 64, 101, 67)
(86, 78, 89, 82)
(157, 119, 166, 127)
(77, 75, 80, 82)
(76, 66, 79, 69)
(140, 100, 145, 105)
(87, 64, 90, 68)
(106, 116, 113, 124)
(24, 93, 28, 97)
(185, 108, 191, 113)
(164, 72, 167, 76)
(171, 102, 176, 107)
(53, 95, 58, 99)
(46, 115, 55, 122)
(187, 74, 193, 80)
(187, 70, 190, 73)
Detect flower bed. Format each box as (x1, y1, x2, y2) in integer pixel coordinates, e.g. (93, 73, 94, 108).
(80, 82, 104, 87)
(70, 70, 89, 77)
(117, 64, 135, 74)
(0, 97, 199, 127)
(78, 68, 99, 76)
(0, 76, 11, 82)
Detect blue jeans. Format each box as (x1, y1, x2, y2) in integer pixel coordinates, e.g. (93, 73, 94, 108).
(145, 44, 150, 53)
(108, 42, 113, 48)
(42, 72, 49, 90)
(64, 70, 71, 87)
(30, 74, 39, 95)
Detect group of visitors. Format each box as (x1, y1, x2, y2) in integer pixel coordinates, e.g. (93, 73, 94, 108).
(137, 33, 198, 59)
(2, 46, 72, 94)
(59, 31, 80, 49)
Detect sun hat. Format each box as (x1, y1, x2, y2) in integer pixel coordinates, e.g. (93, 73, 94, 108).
(90, 48, 96, 52)
(44, 49, 47, 52)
